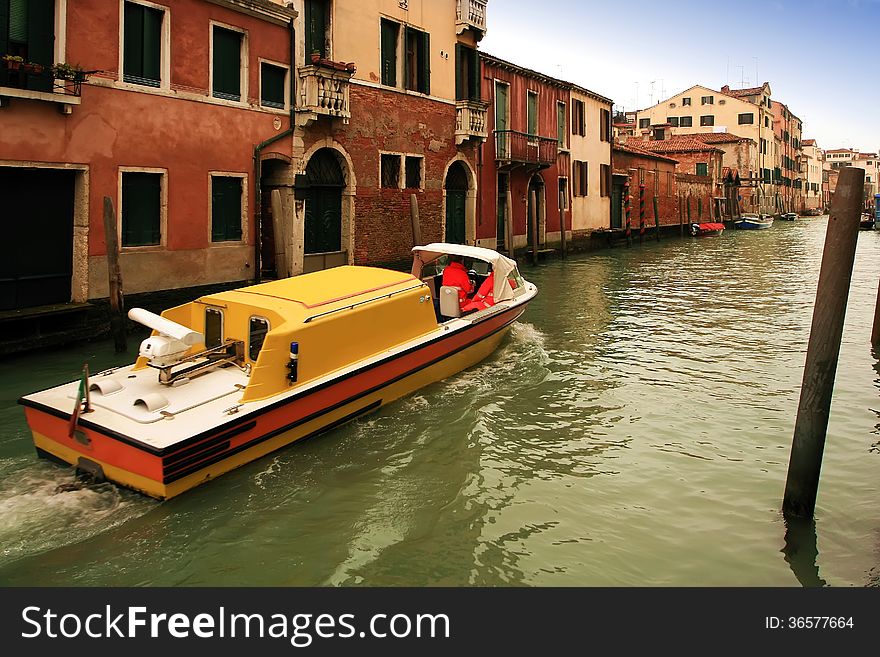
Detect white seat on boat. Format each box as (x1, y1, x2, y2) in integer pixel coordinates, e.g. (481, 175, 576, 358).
(439, 285, 462, 318)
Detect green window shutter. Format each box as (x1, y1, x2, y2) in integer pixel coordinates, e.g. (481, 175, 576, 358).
(124, 1, 163, 86)
(696, 163, 708, 176)
(122, 173, 162, 247)
(305, 0, 327, 58)
(527, 92, 537, 136)
(212, 177, 243, 242)
(455, 43, 463, 100)
(557, 103, 565, 147)
(142, 5, 162, 83)
(9, 0, 25, 41)
(213, 27, 241, 101)
(455, 44, 479, 101)
(470, 48, 480, 100)
(26, 0, 54, 93)
(261, 63, 286, 108)
(403, 26, 413, 90)
(0, 0, 10, 87)
(380, 18, 397, 87)
(124, 3, 145, 81)
(419, 30, 430, 94)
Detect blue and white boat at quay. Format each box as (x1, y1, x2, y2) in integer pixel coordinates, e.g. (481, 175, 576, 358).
(733, 213, 774, 230)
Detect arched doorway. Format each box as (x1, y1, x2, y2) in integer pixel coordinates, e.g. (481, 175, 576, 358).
(304, 149, 344, 264)
(527, 175, 545, 247)
(445, 162, 469, 244)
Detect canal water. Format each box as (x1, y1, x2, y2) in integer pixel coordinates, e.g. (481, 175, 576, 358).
(1, 218, 878, 587)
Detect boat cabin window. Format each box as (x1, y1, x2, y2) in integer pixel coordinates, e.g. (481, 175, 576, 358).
(507, 267, 525, 292)
(248, 316, 270, 361)
(205, 308, 223, 348)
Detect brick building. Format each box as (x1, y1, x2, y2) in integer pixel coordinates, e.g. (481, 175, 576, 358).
(287, 0, 489, 274)
(625, 135, 727, 221)
(611, 141, 678, 230)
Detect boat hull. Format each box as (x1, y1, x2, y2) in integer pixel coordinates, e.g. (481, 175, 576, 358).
(23, 305, 523, 499)
(733, 219, 773, 230)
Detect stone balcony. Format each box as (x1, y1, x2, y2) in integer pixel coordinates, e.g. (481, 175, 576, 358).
(297, 62, 354, 125)
(455, 100, 489, 145)
(456, 0, 488, 39)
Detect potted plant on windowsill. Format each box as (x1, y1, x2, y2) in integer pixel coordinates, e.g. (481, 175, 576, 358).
(22, 61, 45, 74)
(52, 62, 87, 81)
(3, 54, 24, 70)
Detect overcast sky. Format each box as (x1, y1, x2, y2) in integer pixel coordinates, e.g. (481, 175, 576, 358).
(480, 0, 879, 152)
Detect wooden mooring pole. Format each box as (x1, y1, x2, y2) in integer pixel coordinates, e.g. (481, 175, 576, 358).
(638, 183, 645, 244)
(530, 189, 538, 266)
(679, 193, 684, 238)
(872, 279, 880, 345)
(624, 180, 632, 248)
(410, 194, 421, 247)
(783, 166, 865, 519)
(505, 190, 514, 259)
(102, 197, 126, 353)
(653, 195, 661, 242)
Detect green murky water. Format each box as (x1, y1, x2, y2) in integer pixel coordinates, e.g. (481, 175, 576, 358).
(1, 218, 878, 586)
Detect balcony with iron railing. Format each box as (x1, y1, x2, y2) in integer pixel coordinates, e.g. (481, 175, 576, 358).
(297, 60, 355, 124)
(1, 58, 89, 109)
(456, 0, 488, 38)
(455, 100, 489, 145)
(494, 130, 558, 167)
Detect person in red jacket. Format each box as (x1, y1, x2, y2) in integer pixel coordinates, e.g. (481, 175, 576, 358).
(441, 255, 473, 304)
(461, 271, 496, 313)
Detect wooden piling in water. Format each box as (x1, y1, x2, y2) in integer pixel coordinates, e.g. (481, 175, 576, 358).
(530, 189, 538, 266)
(783, 166, 865, 519)
(872, 277, 880, 345)
(624, 180, 632, 248)
(102, 197, 126, 353)
(679, 193, 684, 238)
(653, 195, 660, 242)
(560, 191, 567, 259)
(410, 194, 421, 247)
(639, 183, 645, 244)
(271, 189, 288, 279)
(505, 190, 514, 259)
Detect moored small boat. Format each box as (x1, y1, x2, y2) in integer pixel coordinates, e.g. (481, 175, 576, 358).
(780, 212, 797, 221)
(733, 213, 774, 230)
(860, 213, 875, 230)
(19, 244, 537, 500)
(690, 222, 724, 237)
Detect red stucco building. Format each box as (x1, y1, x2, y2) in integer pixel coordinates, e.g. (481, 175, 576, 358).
(478, 53, 570, 254)
(1, 0, 297, 311)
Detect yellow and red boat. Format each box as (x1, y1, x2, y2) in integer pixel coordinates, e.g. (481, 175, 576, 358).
(19, 244, 536, 499)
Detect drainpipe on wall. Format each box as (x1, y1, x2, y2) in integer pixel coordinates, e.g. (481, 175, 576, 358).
(253, 18, 296, 283)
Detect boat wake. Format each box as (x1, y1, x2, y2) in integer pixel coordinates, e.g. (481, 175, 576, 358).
(0, 458, 154, 566)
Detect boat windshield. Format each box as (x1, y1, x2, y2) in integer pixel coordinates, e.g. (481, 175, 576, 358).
(421, 255, 491, 278)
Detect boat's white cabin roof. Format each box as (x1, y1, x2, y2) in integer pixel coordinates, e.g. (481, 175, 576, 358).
(412, 243, 520, 302)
